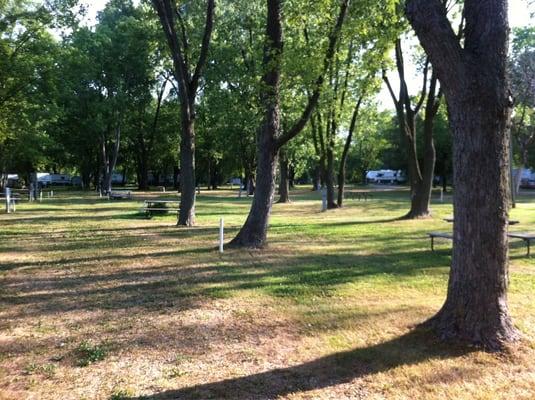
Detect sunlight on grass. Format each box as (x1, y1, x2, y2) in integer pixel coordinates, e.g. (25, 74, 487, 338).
(0, 187, 534, 399)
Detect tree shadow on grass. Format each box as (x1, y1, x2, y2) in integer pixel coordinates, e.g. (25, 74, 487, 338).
(126, 327, 473, 400)
(1, 247, 449, 320)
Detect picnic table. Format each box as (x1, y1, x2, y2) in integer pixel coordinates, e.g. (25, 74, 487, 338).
(427, 232, 453, 251)
(508, 232, 535, 257)
(443, 217, 519, 225)
(108, 190, 132, 200)
(345, 191, 373, 201)
(427, 230, 534, 257)
(141, 200, 180, 218)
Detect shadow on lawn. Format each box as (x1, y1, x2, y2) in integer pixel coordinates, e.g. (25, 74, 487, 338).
(126, 328, 472, 400)
(1, 245, 448, 320)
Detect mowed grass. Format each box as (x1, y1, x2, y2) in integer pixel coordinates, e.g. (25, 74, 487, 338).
(0, 187, 534, 400)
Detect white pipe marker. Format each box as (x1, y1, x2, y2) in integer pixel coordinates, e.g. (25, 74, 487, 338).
(219, 218, 224, 254)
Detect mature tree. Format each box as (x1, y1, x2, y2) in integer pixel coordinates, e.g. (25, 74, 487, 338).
(382, 38, 443, 219)
(406, 0, 519, 350)
(152, 0, 215, 226)
(229, 0, 350, 248)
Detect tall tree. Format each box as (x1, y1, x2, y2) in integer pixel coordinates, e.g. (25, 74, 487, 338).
(406, 0, 519, 350)
(229, 0, 350, 248)
(382, 39, 442, 219)
(152, 0, 215, 226)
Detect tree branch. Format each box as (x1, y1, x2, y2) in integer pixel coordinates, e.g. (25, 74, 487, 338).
(152, 0, 191, 105)
(276, 0, 351, 150)
(382, 69, 399, 105)
(189, 0, 215, 100)
(405, 0, 466, 98)
(175, 6, 190, 69)
(413, 57, 430, 115)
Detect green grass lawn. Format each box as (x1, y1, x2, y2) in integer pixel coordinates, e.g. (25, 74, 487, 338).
(1, 187, 534, 399)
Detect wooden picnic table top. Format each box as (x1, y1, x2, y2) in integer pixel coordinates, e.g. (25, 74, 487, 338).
(428, 231, 453, 239)
(144, 200, 179, 204)
(443, 217, 519, 225)
(508, 232, 535, 240)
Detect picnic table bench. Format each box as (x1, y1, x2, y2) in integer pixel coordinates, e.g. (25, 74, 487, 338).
(508, 232, 535, 256)
(427, 232, 453, 251)
(141, 200, 180, 218)
(108, 190, 132, 200)
(345, 191, 373, 201)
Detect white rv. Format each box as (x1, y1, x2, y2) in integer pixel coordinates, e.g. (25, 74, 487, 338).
(367, 170, 406, 184)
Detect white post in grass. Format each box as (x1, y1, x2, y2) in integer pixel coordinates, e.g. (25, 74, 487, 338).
(219, 218, 224, 254)
(51, 190, 54, 198)
(39, 191, 43, 202)
(440, 188, 444, 203)
(321, 187, 327, 212)
(5, 188, 11, 213)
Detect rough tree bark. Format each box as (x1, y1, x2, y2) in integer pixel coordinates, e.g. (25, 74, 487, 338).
(152, 0, 215, 226)
(229, 0, 350, 248)
(406, 0, 519, 350)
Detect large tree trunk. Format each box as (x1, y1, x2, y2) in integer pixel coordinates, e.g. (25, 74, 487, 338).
(277, 151, 290, 203)
(230, 141, 278, 248)
(407, 0, 519, 350)
(427, 97, 517, 349)
(178, 118, 196, 226)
